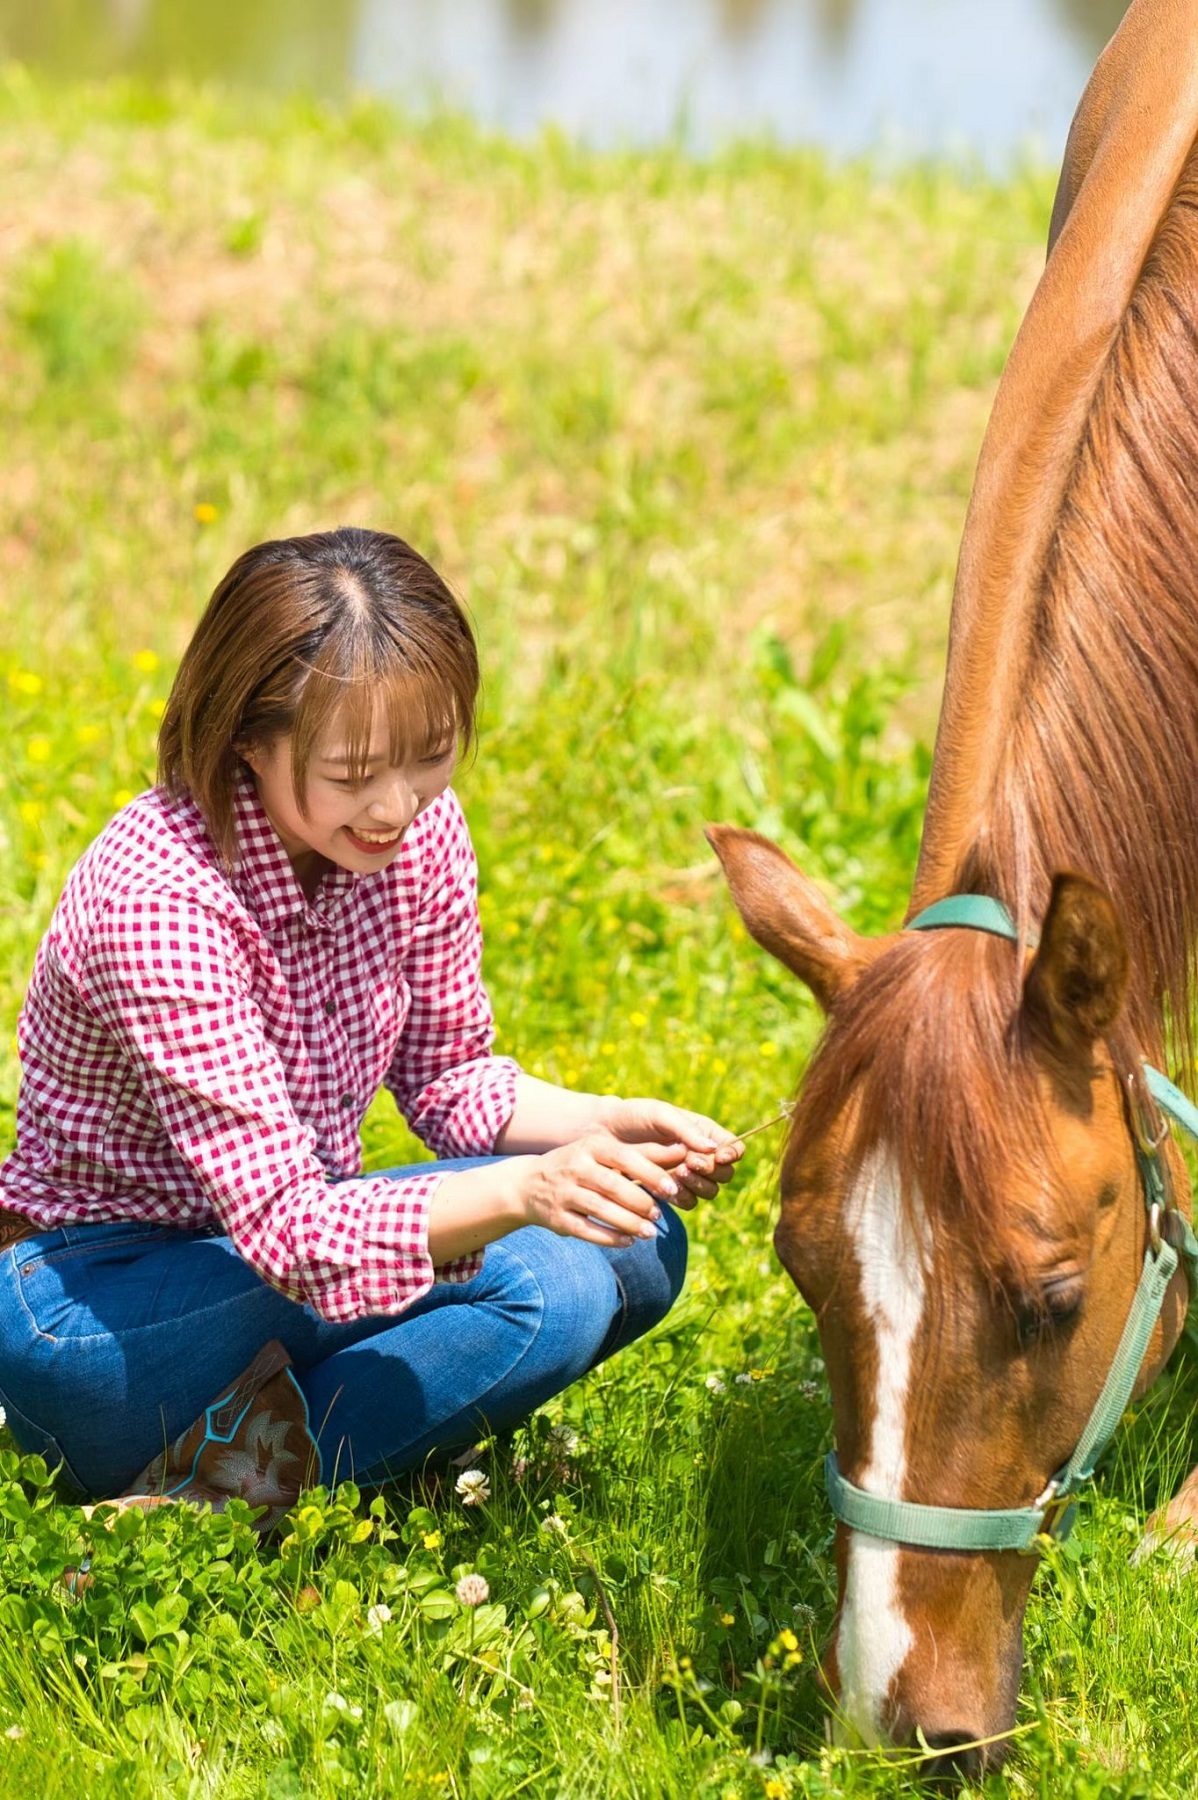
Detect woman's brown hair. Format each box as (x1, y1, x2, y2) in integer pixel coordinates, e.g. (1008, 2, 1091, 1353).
(158, 527, 479, 866)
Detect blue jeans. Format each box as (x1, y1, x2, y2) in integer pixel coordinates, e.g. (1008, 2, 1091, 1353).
(0, 1159, 687, 1498)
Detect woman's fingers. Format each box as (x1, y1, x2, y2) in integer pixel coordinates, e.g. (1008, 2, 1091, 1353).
(569, 1188, 661, 1242)
(580, 1134, 682, 1200)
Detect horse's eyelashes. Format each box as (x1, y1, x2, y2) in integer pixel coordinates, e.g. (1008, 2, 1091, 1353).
(1012, 1275, 1085, 1342)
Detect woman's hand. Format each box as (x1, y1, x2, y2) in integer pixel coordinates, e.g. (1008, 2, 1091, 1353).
(514, 1131, 692, 1247)
(595, 1097, 743, 1208)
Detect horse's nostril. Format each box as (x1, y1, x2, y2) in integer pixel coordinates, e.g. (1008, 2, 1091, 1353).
(920, 1732, 988, 1781)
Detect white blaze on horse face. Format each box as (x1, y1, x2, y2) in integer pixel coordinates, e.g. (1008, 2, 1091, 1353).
(834, 1149, 928, 1747)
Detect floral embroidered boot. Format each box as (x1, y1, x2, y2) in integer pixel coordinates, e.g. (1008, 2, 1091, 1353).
(109, 1339, 321, 1535)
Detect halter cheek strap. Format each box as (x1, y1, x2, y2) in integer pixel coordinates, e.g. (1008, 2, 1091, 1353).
(822, 894, 1198, 1554)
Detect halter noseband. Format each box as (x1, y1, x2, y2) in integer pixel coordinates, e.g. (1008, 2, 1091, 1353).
(823, 894, 1198, 1553)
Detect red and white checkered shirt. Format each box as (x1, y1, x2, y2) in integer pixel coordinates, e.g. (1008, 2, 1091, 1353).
(0, 777, 520, 1322)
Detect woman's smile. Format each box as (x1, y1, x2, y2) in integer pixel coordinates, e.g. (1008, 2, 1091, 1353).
(343, 823, 405, 853)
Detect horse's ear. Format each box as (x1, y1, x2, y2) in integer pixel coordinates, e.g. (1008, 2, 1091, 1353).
(1022, 872, 1129, 1057)
(705, 825, 869, 1013)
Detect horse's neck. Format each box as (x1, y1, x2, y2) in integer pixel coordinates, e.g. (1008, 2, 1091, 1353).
(910, 0, 1198, 914)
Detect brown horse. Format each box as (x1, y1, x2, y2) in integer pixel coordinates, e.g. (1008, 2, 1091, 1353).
(710, 0, 1198, 1774)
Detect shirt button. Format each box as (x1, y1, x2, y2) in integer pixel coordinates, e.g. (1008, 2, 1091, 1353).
(324, 1001, 336, 1018)
(340, 1093, 354, 1110)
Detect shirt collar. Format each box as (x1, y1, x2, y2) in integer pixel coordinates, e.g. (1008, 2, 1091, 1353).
(230, 772, 360, 930)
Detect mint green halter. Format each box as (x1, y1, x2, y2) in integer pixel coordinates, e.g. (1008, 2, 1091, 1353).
(822, 895, 1198, 1553)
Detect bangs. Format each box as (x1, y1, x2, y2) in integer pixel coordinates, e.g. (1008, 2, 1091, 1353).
(288, 626, 476, 806)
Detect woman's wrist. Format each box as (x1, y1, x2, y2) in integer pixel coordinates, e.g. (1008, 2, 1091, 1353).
(426, 1157, 533, 1264)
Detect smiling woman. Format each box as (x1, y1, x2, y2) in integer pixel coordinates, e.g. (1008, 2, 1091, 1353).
(0, 525, 743, 1521)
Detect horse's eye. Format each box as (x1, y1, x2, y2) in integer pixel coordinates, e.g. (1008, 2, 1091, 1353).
(1014, 1275, 1084, 1341)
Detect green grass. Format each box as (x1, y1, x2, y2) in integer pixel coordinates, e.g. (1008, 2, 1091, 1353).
(0, 70, 1194, 1800)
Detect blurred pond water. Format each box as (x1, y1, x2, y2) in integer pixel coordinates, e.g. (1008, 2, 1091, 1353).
(1, 0, 1131, 166)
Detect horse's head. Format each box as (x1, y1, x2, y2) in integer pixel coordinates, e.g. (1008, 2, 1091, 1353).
(709, 825, 1189, 1774)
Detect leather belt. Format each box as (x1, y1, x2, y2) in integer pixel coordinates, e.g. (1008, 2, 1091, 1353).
(0, 1208, 41, 1251)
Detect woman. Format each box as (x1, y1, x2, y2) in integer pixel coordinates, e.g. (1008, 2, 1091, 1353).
(0, 526, 741, 1522)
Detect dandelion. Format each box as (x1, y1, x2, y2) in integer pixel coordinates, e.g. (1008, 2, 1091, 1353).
(792, 1602, 817, 1628)
(759, 1040, 779, 1058)
(146, 697, 166, 719)
(704, 1373, 727, 1395)
(76, 724, 102, 746)
(710, 1056, 728, 1076)
(9, 670, 42, 697)
(18, 800, 44, 826)
(548, 1424, 579, 1455)
(365, 1603, 392, 1636)
(132, 649, 159, 675)
(764, 1780, 787, 1799)
(194, 502, 218, 525)
(112, 789, 135, 810)
(26, 737, 51, 764)
(628, 1010, 649, 1029)
(455, 1573, 489, 1607)
(455, 1468, 490, 1506)
(421, 1530, 442, 1551)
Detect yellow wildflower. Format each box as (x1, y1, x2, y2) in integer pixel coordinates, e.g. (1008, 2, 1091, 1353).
(710, 1056, 727, 1076)
(26, 737, 51, 764)
(628, 1010, 649, 1029)
(421, 1530, 442, 1551)
(18, 800, 44, 826)
(719, 1610, 735, 1627)
(9, 670, 42, 697)
(765, 1781, 787, 1800)
(112, 789, 135, 809)
(194, 502, 218, 525)
(759, 1040, 779, 1058)
(146, 697, 166, 719)
(76, 724, 102, 746)
(132, 650, 159, 675)
(778, 1628, 799, 1652)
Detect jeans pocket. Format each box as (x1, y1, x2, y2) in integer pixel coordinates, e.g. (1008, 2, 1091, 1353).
(0, 1386, 88, 1497)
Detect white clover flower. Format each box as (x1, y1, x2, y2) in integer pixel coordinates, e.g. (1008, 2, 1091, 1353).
(540, 1513, 569, 1536)
(799, 1380, 822, 1402)
(704, 1373, 727, 1395)
(0, 1405, 7, 1432)
(455, 1469, 491, 1506)
(365, 1603, 392, 1636)
(548, 1424, 579, 1455)
(455, 1573, 490, 1607)
(734, 1372, 753, 1386)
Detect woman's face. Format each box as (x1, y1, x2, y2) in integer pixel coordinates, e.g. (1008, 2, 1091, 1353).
(241, 698, 458, 887)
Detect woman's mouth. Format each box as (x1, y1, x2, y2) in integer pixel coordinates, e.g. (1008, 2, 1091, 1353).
(344, 825, 404, 855)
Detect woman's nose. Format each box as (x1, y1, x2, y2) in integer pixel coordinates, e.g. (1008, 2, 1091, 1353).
(368, 778, 418, 826)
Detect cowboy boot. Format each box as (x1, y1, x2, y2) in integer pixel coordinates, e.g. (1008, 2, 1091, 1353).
(111, 1339, 321, 1535)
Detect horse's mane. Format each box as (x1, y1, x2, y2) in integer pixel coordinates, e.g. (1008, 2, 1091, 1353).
(792, 156, 1198, 1270)
(958, 156, 1198, 1070)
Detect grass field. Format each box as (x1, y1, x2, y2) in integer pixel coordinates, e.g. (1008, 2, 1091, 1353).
(2, 69, 1197, 1799)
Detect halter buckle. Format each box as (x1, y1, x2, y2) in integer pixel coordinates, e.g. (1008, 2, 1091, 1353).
(1033, 1480, 1077, 1544)
(1128, 1072, 1170, 1157)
